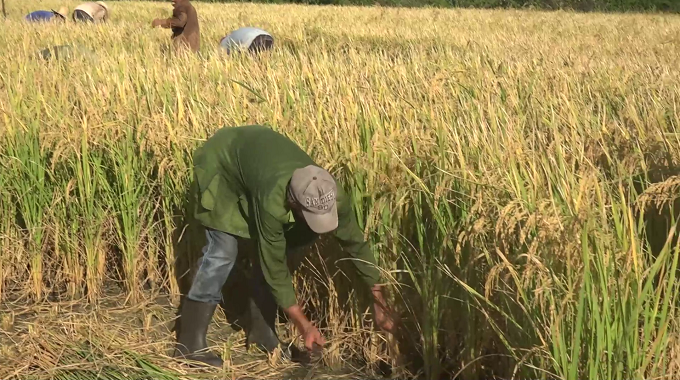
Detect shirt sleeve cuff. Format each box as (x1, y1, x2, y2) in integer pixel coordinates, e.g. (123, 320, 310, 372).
(273, 288, 298, 310)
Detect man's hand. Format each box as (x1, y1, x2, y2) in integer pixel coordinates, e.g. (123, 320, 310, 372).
(372, 284, 396, 333)
(284, 304, 327, 351)
(301, 324, 326, 351)
(151, 18, 163, 28)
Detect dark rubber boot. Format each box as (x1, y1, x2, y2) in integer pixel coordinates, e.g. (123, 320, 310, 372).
(244, 297, 317, 365)
(244, 243, 318, 364)
(244, 289, 315, 365)
(245, 258, 282, 355)
(173, 298, 224, 368)
(245, 297, 281, 353)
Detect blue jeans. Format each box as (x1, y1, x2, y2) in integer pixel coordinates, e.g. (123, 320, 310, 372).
(186, 227, 313, 305)
(186, 226, 317, 352)
(187, 228, 240, 304)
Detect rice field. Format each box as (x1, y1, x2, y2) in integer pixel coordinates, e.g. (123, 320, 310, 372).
(1, 1, 680, 379)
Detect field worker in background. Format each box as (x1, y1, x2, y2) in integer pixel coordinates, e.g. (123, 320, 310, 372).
(152, 0, 200, 53)
(25, 7, 68, 23)
(219, 27, 274, 54)
(72, 1, 109, 23)
(173, 125, 394, 367)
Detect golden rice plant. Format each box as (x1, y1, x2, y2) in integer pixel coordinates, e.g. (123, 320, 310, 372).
(1, 1, 679, 379)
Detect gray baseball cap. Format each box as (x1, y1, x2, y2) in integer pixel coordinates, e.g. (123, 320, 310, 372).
(289, 165, 338, 234)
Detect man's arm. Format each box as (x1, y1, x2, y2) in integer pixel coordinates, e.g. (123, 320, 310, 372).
(253, 202, 295, 309)
(332, 195, 381, 288)
(333, 193, 395, 333)
(253, 200, 326, 348)
(152, 6, 187, 28)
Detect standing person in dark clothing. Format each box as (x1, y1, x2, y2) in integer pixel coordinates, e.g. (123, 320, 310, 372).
(152, 0, 200, 53)
(172, 125, 395, 368)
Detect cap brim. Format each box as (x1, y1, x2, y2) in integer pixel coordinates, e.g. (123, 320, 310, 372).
(302, 203, 338, 234)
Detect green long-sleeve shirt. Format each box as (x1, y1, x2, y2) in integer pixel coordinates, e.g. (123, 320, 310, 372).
(191, 125, 381, 309)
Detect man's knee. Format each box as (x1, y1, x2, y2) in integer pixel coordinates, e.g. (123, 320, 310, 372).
(209, 229, 238, 252)
(200, 229, 238, 268)
(187, 229, 239, 301)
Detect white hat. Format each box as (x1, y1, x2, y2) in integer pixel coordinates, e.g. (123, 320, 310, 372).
(220, 27, 273, 53)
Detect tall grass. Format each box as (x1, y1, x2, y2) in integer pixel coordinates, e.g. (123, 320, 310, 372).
(1, 1, 680, 378)
(4, 124, 53, 301)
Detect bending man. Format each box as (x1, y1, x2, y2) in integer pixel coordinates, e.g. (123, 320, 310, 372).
(174, 125, 393, 367)
(72, 2, 109, 23)
(25, 7, 68, 23)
